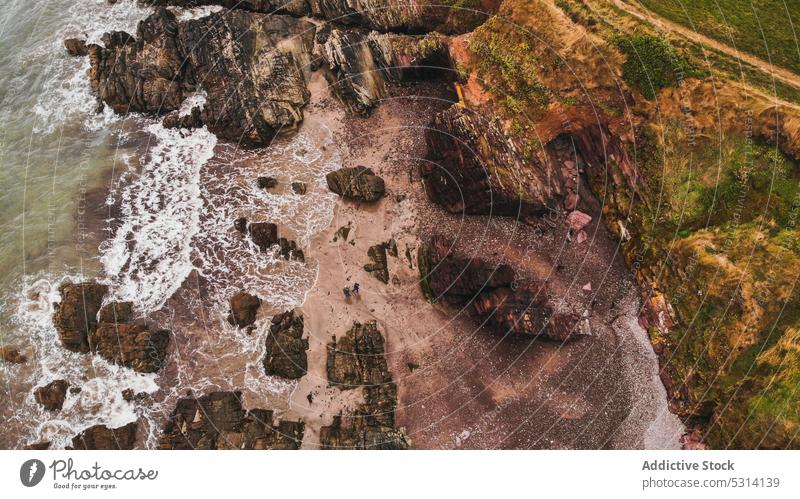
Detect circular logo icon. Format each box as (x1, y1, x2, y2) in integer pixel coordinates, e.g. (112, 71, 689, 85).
(20, 459, 45, 487)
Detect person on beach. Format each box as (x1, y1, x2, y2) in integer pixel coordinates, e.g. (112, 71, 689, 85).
(343, 286, 351, 298)
(353, 283, 360, 295)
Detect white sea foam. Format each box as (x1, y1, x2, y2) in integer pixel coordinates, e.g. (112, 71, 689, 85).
(170, 5, 224, 21)
(5, 275, 158, 450)
(178, 90, 207, 117)
(100, 122, 217, 313)
(27, 0, 151, 135)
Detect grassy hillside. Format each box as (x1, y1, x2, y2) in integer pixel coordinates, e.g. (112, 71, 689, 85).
(636, 0, 800, 74)
(455, 0, 800, 447)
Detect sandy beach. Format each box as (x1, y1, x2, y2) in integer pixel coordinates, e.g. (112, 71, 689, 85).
(282, 74, 684, 449)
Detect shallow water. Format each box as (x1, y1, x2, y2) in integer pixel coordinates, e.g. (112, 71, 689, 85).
(0, 0, 340, 448)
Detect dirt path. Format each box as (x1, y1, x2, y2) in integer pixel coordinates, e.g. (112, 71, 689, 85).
(612, 0, 800, 102)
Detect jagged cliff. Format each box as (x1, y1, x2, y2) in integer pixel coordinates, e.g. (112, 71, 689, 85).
(431, 0, 800, 448)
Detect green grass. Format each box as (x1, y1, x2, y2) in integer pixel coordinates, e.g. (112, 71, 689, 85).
(636, 0, 800, 75)
(615, 33, 705, 99)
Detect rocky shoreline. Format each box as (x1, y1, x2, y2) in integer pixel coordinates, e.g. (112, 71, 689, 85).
(7, 0, 691, 449)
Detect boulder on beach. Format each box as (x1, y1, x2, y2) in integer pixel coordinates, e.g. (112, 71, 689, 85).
(64, 38, 87, 57)
(68, 422, 138, 450)
(248, 222, 278, 251)
(291, 181, 306, 194)
(364, 243, 389, 283)
(228, 292, 261, 328)
(52, 281, 108, 353)
(89, 323, 170, 373)
(257, 176, 278, 189)
(159, 391, 304, 449)
(325, 166, 385, 202)
(263, 311, 308, 379)
(34, 380, 70, 412)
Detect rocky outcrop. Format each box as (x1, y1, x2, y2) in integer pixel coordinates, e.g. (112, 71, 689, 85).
(68, 422, 138, 450)
(257, 176, 278, 190)
(64, 38, 87, 56)
(139, 0, 310, 16)
(364, 242, 389, 283)
(325, 166, 385, 202)
(160, 391, 304, 449)
(52, 281, 170, 372)
(87, 8, 314, 145)
(263, 311, 308, 379)
(424, 105, 570, 218)
(34, 380, 70, 412)
(277, 238, 305, 262)
(309, 0, 496, 34)
(89, 323, 170, 373)
(421, 236, 583, 341)
(321, 321, 408, 449)
(248, 222, 279, 251)
(0, 346, 27, 364)
(52, 281, 108, 353)
(320, 27, 450, 114)
(239, 220, 304, 260)
(98, 301, 133, 324)
(228, 292, 261, 328)
(291, 181, 307, 194)
(142, 0, 497, 34)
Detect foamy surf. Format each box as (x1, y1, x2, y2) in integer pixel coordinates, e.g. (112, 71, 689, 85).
(4, 275, 159, 450)
(24, 0, 151, 136)
(100, 122, 217, 313)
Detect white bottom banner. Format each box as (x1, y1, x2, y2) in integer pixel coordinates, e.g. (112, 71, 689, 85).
(1, 451, 797, 498)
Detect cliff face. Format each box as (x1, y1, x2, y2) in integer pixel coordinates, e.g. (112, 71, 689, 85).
(435, 0, 800, 447)
(88, 8, 315, 145)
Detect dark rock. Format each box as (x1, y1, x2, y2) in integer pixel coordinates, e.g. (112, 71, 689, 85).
(52, 281, 108, 353)
(0, 346, 27, 364)
(291, 181, 307, 194)
(263, 311, 308, 379)
(234, 217, 248, 233)
(321, 321, 408, 449)
(248, 222, 278, 251)
(159, 391, 304, 449)
(34, 380, 70, 412)
(98, 301, 133, 324)
(320, 29, 450, 114)
(327, 321, 391, 389)
(229, 292, 260, 328)
(64, 38, 87, 56)
(364, 243, 389, 283)
(423, 105, 567, 217)
(257, 176, 278, 189)
(89, 323, 170, 373)
(277, 238, 305, 262)
(162, 106, 204, 130)
(88, 9, 315, 146)
(325, 166, 385, 202)
(23, 441, 51, 450)
(122, 389, 135, 402)
(421, 236, 583, 341)
(68, 422, 138, 449)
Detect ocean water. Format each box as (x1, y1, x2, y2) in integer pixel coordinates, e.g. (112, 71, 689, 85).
(0, 0, 338, 448)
